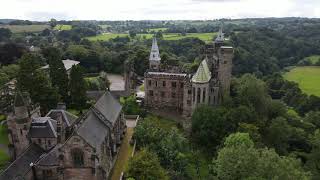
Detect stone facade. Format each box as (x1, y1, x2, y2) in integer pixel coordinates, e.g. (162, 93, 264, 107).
(1, 91, 126, 180)
(144, 29, 233, 117)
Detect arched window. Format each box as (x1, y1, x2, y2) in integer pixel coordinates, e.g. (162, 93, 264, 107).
(71, 149, 84, 167)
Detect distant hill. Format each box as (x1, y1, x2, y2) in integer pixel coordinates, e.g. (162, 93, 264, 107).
(0, 19, 19, 24)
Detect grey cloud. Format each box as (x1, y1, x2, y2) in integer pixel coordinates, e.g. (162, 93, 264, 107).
(25, 11, 74, 21)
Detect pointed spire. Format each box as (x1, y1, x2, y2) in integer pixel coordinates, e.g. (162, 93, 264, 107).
(215, 25, 224, 42)
(14, 91, 26, 107)
(149, 37, 161, 62)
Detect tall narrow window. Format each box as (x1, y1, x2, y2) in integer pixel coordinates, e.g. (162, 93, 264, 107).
(172, 92, 176, 98)
(155, 81, 158, 87)
(197, 88, 201, 103)
(172, 82, 176, 88)
(163, 81, 166, 87)
(203, 88, 206, 103)
(149, 90, 154, 96)
(148, 80, 151, 86)
(192, 88, 195, 102)
(72, 149, 84, 167)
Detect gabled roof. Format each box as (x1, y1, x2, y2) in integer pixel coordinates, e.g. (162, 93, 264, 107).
(76, 110, 110, 149)
(93, 91, 122, 125)
(192, 59, 211, 83)
(36, 145, 60, 166)
(46, 109, 78, 127)
(0, 144, 44, 180)
(29, 117, 57, 138)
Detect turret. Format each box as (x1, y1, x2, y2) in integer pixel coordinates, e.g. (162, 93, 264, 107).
(7, 92, 33, 159)
(214, 26, 224, 49)
(149, 37, 161, 71)
(191, 59, 211, 110)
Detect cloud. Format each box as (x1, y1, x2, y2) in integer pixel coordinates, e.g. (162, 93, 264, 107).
(0, 0, 319, 20)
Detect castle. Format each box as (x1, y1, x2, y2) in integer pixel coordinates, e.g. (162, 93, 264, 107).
(1, 91, 126, 180)
(144, 28, 233, 117)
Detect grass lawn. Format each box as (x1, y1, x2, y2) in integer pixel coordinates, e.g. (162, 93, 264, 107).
(54, 24, 72, 31)
(0, 115, 5, 121)
(284, 66, 320, 96)
(111, 128, 134, 180)
(304, 55, 320, 64)
(0, 25, 50, 33)
(0, 149, 10, 171)
(148, 28, 168, 32)
(86, 33, 129, 41)
(86, 32, 217, 43)
(0, 125, 9, 146)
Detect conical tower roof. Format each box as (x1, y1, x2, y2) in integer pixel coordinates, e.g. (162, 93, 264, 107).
(192, 59, 211, 83)
(149, 37, 161, 62)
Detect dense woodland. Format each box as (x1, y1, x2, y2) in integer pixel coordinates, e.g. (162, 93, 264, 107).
(0, 18, 320, 179)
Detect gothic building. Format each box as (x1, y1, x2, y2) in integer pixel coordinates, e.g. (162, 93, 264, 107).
(144, 29, 234, 117)
(1, 91, 126, 180)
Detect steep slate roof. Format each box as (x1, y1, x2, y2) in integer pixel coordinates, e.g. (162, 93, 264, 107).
(93, 91, 122, 125)
(192, 59, 211, 83)
(76, 91, 121, 149)
(29, 117, 57, 138)
(36, 145, 60, 166)
(77, 110, 110, 149)
(46, 109, 78, 127)
(0, 144, 44, 180)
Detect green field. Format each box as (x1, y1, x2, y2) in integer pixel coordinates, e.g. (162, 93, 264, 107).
(304, 55, 320, 64)
(148, 28, 168, 32)
(0, 25, 50, 33)
(54, 24, 72, 31)
(284, 66, 320, 96)
(87, 32, 216, 43)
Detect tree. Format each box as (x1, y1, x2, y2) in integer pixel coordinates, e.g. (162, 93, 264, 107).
(29, 70, 59, 114)
(305, 129, 320, 179)
(49, 18, 57, 28)
(69, 65, 87, 109)
(126, 149, 169, 180)
(192, 105, 235, 149)
(122, 95, 141, 115)
(0, 28, 12, 41)
(43, 47, 69, 101)
(17, 53, 42, 91)
(0, 43, 26, 65)
(235, 74, 272, 117)
(212, 133, 310, 180)
(129, 30, 137, 38)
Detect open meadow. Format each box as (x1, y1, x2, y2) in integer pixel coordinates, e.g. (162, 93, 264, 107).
(284, 66, 320, 96)
(86, 32, 216, 43)
(54, 24, 72, 31)
(0, 24, 49, 33)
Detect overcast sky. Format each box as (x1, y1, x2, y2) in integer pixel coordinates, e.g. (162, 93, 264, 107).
(1, 0, 320, 21)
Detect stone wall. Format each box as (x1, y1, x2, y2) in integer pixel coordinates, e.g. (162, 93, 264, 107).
(145, 73, 189, 113)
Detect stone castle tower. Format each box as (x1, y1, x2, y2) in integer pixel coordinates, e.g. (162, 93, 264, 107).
(149, 37, 161, 71)
(144, 28, 233, 117)
(7, 92, 40, 159)
(191, 27, 233, 110)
